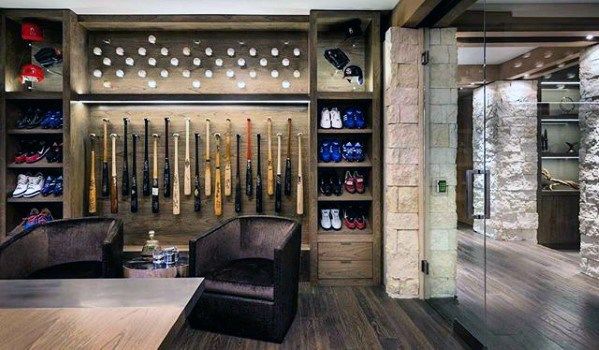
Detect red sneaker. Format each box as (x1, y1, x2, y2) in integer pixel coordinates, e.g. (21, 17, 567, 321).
(14, 151, 27, 164)
(26, 142, 49, 163)
(344, 171, 356, 194)
(343, 208, 356, 229)
(355, 215, 367, 230)
(354, 171, 365, 194)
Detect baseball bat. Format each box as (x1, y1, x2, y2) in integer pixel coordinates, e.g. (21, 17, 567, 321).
(245, 118, 253, 197)
(194, 133, 201, 212)
(131, 134, 139, 213)
(163, 117, 171, 198)
(172, 133, 180, 215)
(110, 133, 118, 214)
(121, 117, 129, 196)
(101, 119, 109, 197)
(88, 134, 97, 214)
(214, 133, 223, 217)
(275, 133, 282, 213)
(224, 119, 232, 197)
(266, 118, 274, 196)
(284, 118, 292, 196)
(235, 134, 242, 213)
(296, 133, 304, 215)
(183, 118, 191, 196)
(142, 118, 150, 196)
(204, 119, 212, 197)
(151, 134, 160, 213)
(256, 134, 263, 213)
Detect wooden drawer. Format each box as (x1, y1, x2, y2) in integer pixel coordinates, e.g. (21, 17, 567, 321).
(318, 260, 372, 279)
(318, 242, 372, 261)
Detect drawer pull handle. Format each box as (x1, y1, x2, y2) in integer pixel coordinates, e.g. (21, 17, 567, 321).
(340, 243, 352, 246)
(341, 261, 352, 264)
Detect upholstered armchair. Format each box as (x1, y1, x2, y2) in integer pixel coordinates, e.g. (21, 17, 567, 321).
(0, 217, 123, 279)
(188, 215, 301, 343)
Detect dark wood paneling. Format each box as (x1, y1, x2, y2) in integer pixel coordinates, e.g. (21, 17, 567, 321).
(538, 191, 580, 249)
(456, 93, 473, 225)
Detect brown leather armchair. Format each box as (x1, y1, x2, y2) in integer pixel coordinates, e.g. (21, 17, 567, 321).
(188, 215, 301, 343)
(0, 217, 123, 279)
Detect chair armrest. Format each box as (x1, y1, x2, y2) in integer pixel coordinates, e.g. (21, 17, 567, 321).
(102, 219, 123, 278)
(273, 221, 301, 301)
(189, 217, 238, 277)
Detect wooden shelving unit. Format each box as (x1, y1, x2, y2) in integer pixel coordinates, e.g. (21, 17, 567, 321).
(309, 10, 381, 286)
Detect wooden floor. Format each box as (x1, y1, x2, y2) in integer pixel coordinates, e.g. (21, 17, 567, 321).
(170, 284, 466, 349)
(431, 229, 599, 349)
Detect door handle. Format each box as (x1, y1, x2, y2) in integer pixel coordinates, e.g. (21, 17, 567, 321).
(466, 169, 490, 220)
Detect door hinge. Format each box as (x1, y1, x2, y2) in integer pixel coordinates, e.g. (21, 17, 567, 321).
(421, 51, 429, 65)
(421, 260, 429, 275)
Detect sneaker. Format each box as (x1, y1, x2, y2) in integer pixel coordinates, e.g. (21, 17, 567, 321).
(355, 212, 367, 230)
(26, 109, 44, 129)
(330, 108, 342, 129)
(320, 108, 331, 129)
(354, 108, 366, 129)
(344, 171, 356, 194)
(46, 142, 63, 163)
(12, 174, 29, 198)
(53, 176, 63, 196)
(354, 171, 365, 194)
(26, 141, 50, 163)
(343, 207, 356, 229)
(319, 140, 332, 162)
(23, 173, 44, 198)
(330, 208, 342, 230)
(332, 173, 343, 196)
(330, 140, 342, 163)
(320, 209, 332, 230)
(41, 176, 55, 196)
(319, 173, 332, 196)
(342, 142, 354, 162)
(14, 141, 32, 163)
(342, 108, 356, 129)
(22, 208, 53, 232)
(353, 142, 365, 162)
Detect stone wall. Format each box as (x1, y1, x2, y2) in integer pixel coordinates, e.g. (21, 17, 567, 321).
(579, 45, 599, 279)
(472, 81, 538, 241)
(383, 27, 423, 298)
(425, 28, 459, 298)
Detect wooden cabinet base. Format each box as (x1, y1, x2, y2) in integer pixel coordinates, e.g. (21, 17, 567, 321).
(123, 259, 189, 278)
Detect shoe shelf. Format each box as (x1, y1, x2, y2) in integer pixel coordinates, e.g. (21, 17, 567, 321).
(318, 190, 372, 202)
(317, 229, 372, 237)
(7, 196, 63, 203)
(4, 91, 63, 100)
(317, 128, 372, 134)
(316, 91, 373, 100)
(7, 161, 63, 169)
(7, 129, 63, 135)
(317, 158, 372, 168)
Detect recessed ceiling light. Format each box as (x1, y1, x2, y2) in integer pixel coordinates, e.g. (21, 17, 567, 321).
(586, 34, 594, 40)
(558, 63, 566, 68)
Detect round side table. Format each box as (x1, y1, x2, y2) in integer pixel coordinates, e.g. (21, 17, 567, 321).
(123, 256, 189, 278)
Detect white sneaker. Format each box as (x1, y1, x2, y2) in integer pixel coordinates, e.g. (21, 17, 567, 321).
(331, 208, 342, 230)
(12, 174, 29, 198)
(330, 108, 342, 129)
(320, 209, 332, 230)
(320, 108, 331, 129)
(23, 173, 44, 198)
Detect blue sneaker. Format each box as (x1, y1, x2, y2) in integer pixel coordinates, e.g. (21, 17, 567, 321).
(353, 142, 365, 162)
(342, 142, 354, 162)
(41, 176, 55, 196)
(343, 108, 356, 129)
(331, 140, 342, 162)
(53, 176, 63, 196)
(319, 140, 332, 162)
(353, 108, 366, 129)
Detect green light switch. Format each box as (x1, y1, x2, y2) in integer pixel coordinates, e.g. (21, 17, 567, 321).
(437, 180, 447, 193)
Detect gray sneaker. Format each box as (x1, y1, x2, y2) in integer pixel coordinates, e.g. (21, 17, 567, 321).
(23, 173, 44, 198)
(12, 174, 29, 198)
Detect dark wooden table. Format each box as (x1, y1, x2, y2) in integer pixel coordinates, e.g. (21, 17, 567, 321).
(0, 278, 204, 349)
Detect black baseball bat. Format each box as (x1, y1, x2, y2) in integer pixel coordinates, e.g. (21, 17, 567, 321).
(245, 119, 253, 197)
(275, 133, 282, 213)
(142, 118, 150, 196)
(163, 117, 171, 198)
(256, 134, 263, 213)
(101, 119, 109, 197)
(194, 133, 201, 212)
(122, 118, 130, 196)
(284, 118, 292, 196)
(131, 134, 139, 213)
(152, 134, 160, 213)
(235, 134, 242, 213)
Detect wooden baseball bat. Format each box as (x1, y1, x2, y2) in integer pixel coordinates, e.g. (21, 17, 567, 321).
(204, 119, 212, 197)
(183, 118, 191, 196)
(142, 118, 150, 196)
(275, 133, 282, 213)
(194, 133, 201, 212)
(284, 118, 292, 196)
(266, 118, 274, 196)
(101, 119, 109, 197)
(235, 134, 242, 213)
(121, 117, 130, 196)
(131, 134, 139, 213)
(110, 133, 118, 214)
(245, 118, 253, 197)
(214, 133, 223, 217)
(151, 134, 160, 213)
(163, 117, 171, 198)
(172, 133, 180, 215)
(296, 133, 304, 215)
(224, 119, 232, 197)
(256, 134, 263, 213)
(88, 134, 97, 214)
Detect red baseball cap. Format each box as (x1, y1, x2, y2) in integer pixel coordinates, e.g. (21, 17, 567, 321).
(20, 64, 45, 83)
(21, 22, 44, 42)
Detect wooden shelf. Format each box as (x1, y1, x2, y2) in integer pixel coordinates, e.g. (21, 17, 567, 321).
(317, 91, 373, 100)
(7, 129, 63, 135)
(4, 91, 63, 100)
(318, 128, 372, 134)
(8, 161, 63, 169)
(317, 228, 372, 237)
(541, 153, 579, 159)
(7, 196, 63, 203)
(73, 93, 311, 104)
(318, 158, 372, 168)
(318, 190, 372, 202)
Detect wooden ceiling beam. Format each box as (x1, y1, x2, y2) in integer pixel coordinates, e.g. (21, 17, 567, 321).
(498, 46, 582, 80)
(453, 10, 599, 32)
(391, 0, 442, 28)
(431, 0, 478, 28)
